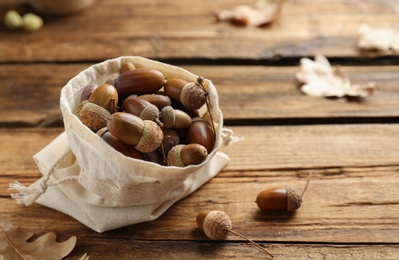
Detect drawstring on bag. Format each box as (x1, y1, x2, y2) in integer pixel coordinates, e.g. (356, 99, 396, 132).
(8, 128, 241, 206)
(8, 148, 78, 206)
(221, 128, 244, 147)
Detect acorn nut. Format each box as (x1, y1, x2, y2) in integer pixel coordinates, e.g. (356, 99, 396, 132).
(164, 78, 207, 110)
(167, 143, 207, 167)
(107, 112, 163, 153)
(88, 83, 119, 113)
(138, 94, 171, 110)
(97, 128, 143, 160)
(120, 61, 136, 74)
(123, 96, 161, 125)
(160, 106, 192, 129)
(80, 82, 99, 102)
(115, 68, 165, 98)
(256, 172, 312, 212)
(159, 128, 180, 154)
(187, 117, 215, 153)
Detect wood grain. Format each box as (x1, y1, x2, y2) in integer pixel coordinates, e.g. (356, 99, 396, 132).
(1, 0, 398, 62)
(65, 240, 399, 260)
(1, 1, 398, 258)
(1, 64, 398, 127)
(2, 168, 399, 243)
(1, 126, 398, 244)
(2, 124, 399, 178)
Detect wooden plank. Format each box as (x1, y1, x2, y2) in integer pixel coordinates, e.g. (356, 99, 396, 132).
(2, 168, 399, 243)
(220, 124, 399, 170)
(1, 64, 399, 127)
(1, 0, 398, 62)
(66, 240, 399, 260)
(2, 124, 399, 176)
(0, 128, 63, 176)
(1, 127, 398, 244)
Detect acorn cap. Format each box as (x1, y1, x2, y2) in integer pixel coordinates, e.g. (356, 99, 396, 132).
(76, 100, 89, 117)
(286, 186, 302, 211)
(134, 120, 163, 153)
(202, 210, 232, 240)
(180, 82, 207, 110)
(159, 128, 180, 154)
(167, 144, 185, 167)
(160, 106, 175, 128)
(78, 102, 111, 132)
(105, 73, 119, 86)
(141, 104, 160, 122)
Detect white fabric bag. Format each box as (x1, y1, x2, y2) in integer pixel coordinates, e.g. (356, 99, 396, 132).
(9, 57, 237, 233)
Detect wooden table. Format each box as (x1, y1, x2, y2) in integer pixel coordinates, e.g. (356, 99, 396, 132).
(1, 0, 399, 259)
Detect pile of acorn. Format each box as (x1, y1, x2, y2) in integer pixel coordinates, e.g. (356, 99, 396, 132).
(76, 61, 216, 167)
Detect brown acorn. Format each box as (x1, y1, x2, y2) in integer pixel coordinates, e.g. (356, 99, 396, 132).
(105, 73, 119, 86)
(138, 94, 171, 110)
(142, 151, 165, 165)
(196, 210, 273, 257)
(115, 68, 165, 98)
(97, 127, 143, 160)
(107, 112, 163, 153)
(88, 83, 119, 113)
(256, 172, 312, 212)
(78, 102, 111, 132)
(158, 128, 180, 154)
(120, 61, 136, 74)
(123, 96, 161, 125)
(80, 82, 98, 102)
(160, 106, 192, 129)
(164, 78, 207, 110)
(167, 143, 207, 167)
(187, 117, 215, 153)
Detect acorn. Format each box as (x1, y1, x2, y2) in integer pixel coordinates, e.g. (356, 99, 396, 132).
(187, 117, 215, 153)
(115, 68, 165, 98)
(142, 151, 165, 165)
(196, 210, 273, 257)
(167, 143, 207, 167)
(256, 172, 312, 212)
(105, 73, 119, 86)
(170, 99, 200, 118)
(123, 96, 161, 125)
(158, 128, 180, 154)
(80, 82, 98, 102)
(97, 127, 143, 160)
(78, 102, 111, 132)
(138, 94, 171, 110)
(107, 112, 163, 153)
(164, 78, 207, 110)
(160, 106, 192, 129)
(88, 83, 119, 113)
(120, 61, 136, 74)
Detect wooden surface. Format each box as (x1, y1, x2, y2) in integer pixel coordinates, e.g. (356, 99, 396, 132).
(1, 0, 399, 259)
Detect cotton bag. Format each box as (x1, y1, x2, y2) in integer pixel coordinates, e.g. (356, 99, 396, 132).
(9, 56, 238, 233)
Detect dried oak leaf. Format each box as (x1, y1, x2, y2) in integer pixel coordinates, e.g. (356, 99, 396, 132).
(0, 217, 76, 260)
(296, 54, 376, 98)
(358, 24, 399, 52)
(216, 0, 284, 27)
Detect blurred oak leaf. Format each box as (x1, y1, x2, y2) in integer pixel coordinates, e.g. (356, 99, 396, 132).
(0, 217, 77, 260)
(358, 24, 399, 52)
(296, 54, 376, 98)
(216, 0, 284, 27)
